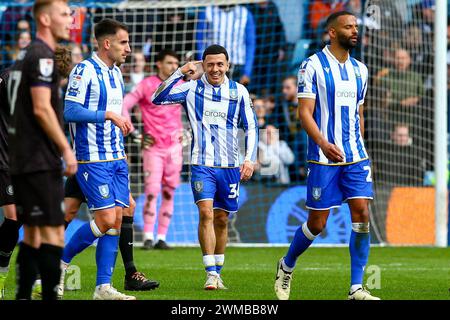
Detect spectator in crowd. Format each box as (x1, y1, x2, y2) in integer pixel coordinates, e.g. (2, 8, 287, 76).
(126, 50, 147, 93)
(253, 97, 267, 129)
(402, 23, 432, 77)
(264, 95, 276, 119)
(154, 7, 195, 61)
(8, 31, 31, 62)
(308, 0, 345, 32)
(69, 6, 93, 55)
(279, 75, 308, 182)
(0, 0, 32, 46)
(196, 4, 256, 85)
(248, 1, 287, 96)
(257, 124, 295, 185)
(376, 47, 425, 125)
(372, 123, 426, 186)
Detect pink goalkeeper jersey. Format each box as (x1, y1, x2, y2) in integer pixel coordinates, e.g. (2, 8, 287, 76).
(123, 75, 183, 148)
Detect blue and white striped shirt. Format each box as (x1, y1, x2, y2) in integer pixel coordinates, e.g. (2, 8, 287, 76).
(65, 53, 126, 162)
(152, 68, 258, 168)
(196, 5, 256, 77)
(298, 46, 369, 165)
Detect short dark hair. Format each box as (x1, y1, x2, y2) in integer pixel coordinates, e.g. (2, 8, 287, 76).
(202, 44, 229, 61)
(325, 11, 356, 30)
(94, 18, 128, 40)
(156, 49, 179, 62)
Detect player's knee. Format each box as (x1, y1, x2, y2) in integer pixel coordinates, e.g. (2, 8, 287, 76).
(96, 215, 116, 232)
(308, 221, 326, 235)
(199, 208, 214, 222)
(352, 206, 369, 221)
(214, 214, 228, 229)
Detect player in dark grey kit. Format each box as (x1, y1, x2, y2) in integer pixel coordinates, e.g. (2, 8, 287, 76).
(0, 69, 21, 300)
(8, 0, 77, 300)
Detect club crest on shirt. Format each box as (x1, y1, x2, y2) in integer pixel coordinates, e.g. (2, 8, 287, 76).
(229, 88, 238, 100)
(98, 184, 110, 198)
(312, 187, 321, 201)
(194, 181, 203, 193)
(6, 185, 13, 196)
(39, 58, 53, 77)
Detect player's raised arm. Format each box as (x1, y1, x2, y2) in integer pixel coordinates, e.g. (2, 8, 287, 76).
(239, 87, 258, 181)
(151, 61, 202, 105)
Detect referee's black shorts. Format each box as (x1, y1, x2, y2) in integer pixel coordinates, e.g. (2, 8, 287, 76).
(12, 170, 64, 226)
(64, 175, 86, 202)
(0, 169, 15, 206)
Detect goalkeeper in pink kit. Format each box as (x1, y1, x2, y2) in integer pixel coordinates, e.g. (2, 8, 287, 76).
(123, 49, 183, 250)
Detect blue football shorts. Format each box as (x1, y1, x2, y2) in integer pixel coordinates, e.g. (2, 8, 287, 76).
(306, 159, 374, 210)
(190, 165, 240, 213)
(76, 159, 130, 210)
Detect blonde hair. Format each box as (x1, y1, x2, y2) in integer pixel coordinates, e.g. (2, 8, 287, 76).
(32, 0, 68, 20)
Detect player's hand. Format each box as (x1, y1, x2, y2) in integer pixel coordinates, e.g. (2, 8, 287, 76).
(106, 111, 132, 136)
(142, 133, 155, 149)
(180, 61, 203, 80)
(320, 141, 344, 163)
(240, 160, 254, 181)
(62, 148, 77, 177)
(129, 129, 142, 144)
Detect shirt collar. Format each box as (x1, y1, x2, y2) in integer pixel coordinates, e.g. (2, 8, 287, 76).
(323, 45, 350, 65)
(92, 52, 115, 70)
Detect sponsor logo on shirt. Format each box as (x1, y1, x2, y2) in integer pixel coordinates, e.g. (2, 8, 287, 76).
(204, 110, 227, 119)
(336, 90, 356, 98)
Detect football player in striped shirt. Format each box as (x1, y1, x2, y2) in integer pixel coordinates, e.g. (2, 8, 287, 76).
(274, 11, 380, 300)
(152, 45, 258, 290)
(59, 19, 136, 300)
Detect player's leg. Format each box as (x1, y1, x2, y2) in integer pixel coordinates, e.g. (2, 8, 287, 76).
(213, 209, 228, 290)
(211, 167, 240, 290)
(61, 163, 115, 267)
(0, 170, 21, 298)
(191, 165, 218, 289)
(93, 159, 135, 300)
(63, 175, 85, 229)
(122, 194, 160, 291)
(16, 225, 40, 300)
(155, 144, 182, 249)
(0, 205, 20, 299)
(275, 163, 342, 300)
(38, 225, 64, 300)
(341, 160, 379, 300)
(142, 147, 164, 249)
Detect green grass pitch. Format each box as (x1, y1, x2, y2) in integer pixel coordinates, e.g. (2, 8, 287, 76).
(2, 246, 449, 300)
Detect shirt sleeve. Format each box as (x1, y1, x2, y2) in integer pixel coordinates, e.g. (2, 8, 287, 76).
(297, 58, 317, 100)
(359, 64, 369, 106)
(152, 68, 191, 105)
(27, 47, 55, 87)
(239, 86, 258, 162)
(65, 63, 91, 105)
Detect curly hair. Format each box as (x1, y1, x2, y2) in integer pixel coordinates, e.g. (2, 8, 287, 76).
(55, 45, 72, 78)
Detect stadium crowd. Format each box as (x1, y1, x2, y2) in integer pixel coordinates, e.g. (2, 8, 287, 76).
(0, 0, 443, 187)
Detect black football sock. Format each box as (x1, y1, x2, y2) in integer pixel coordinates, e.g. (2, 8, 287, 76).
(38, 244, 63, 300)
(0, 218, 21, 268)
(120, 216, 137, 278)
(15, 242, 39, 300)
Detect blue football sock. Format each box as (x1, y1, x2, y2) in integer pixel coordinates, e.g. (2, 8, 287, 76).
(349, 227, 370, 286)
(96, 233, 119, 286)
(284, 222, 315, 269)
(62, 221, 101, 264)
